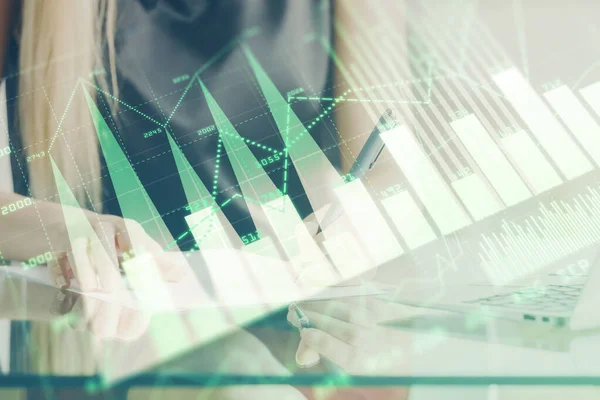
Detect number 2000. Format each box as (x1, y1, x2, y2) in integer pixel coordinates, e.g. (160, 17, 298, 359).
(1, 198, 33, 216)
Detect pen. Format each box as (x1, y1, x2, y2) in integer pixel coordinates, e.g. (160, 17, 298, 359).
(317, 109, 398, 232)
(291, 302, 315, 330)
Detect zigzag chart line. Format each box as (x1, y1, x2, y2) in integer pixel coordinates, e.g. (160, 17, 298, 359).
(41, 40, 436, 252)
(32, 26, 491, 255)
(43, 41, 359, 250)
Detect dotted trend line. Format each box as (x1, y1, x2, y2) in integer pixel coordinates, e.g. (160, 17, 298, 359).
(47, 81, 82, 152)
(169, 195, 240, 251)
(212, 137, 223, 197)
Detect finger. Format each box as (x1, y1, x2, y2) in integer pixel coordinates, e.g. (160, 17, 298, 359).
(302, 309, 365, 346)
(120, 219, 163, 254)
(155, 251, 186, 282)
(116, 307, 150, 341)
(115, 219, 179, 282)
(300, 300, 372, 326)
(48, 252, 68, 289)
(114, 218, 155, 257)
(68, 237, 98, 292)
(301, 328, 355, 369)
(296, 337, 320, 368)
(114, 223, 133, 256)
(90, 221, 121, 292)
(89, 300, 121, 339)
(113, 219, 163, 277)
(55, 291, 79, 315)
(288, 305, 368, 347)
(61, 253, 75, 285)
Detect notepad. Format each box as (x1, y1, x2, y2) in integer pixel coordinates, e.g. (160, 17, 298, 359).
(1, 249, 385, 311)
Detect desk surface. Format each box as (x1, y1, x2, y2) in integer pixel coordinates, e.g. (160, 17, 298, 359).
(2, 273, 600, 395)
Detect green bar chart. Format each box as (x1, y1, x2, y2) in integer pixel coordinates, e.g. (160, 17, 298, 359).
(381, 126, 471, 235)
(544, 85, 600, 166)
(500, 130, 562, 194)
(493, 68, 593, 180)
(450, 114, 530, 206)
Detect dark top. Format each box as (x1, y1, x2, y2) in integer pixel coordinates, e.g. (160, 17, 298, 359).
(4, 0, 340, 249)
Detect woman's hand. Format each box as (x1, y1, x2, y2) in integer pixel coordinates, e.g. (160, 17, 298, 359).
(56, 290, 150, 341)
(288, 298, 410, 374)
(47, 215, 183, 292)
(288, 298, 411, 399)
(290, 209, 412, 375)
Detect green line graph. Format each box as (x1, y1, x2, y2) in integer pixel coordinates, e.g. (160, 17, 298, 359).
(166, 131, 214, 210)
(200, 79, 281, 203)
(36, 32, 512, 262)
(42, 21, 530, 257)
(47, 39, 374, 251)
(83, 86, 174, 247)
(51, 65, 434, 252)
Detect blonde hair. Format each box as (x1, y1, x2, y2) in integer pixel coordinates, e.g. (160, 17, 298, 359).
(18, 0, 117, 210)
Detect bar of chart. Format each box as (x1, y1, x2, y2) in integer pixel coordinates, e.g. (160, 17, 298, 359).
(187, 52, 600, 289)
(323, 231, 371, 280)
(544, 85, 600, 166)
(451, 174, 502, 221)
(381, 190, 437, 250)
(185, 207, 235, 250)
(332, 179, 403, 267)
(450, 114, 530, 206)
(354, 66, 600, 275)
(493, 68, 593, 180)
(243, 235, 280, 258)
(580, 82, 600, 120)
(260, 195, 324, 270)
(381, 126, 471, 235)
(500, 129, 562, 194)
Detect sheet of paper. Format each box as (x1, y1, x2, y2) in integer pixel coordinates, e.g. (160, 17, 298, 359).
(2, 250, 385, 311)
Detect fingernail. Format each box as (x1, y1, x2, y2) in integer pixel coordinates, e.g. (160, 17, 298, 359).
(55, 275, 67, 289)
(296, 340, 320, 368)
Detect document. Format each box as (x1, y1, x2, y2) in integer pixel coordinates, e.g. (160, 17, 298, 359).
(2, 249, 385, 311)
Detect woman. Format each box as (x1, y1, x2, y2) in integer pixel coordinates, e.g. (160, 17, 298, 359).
(0, 0, 352, 290)
(0, 2, 411, 396)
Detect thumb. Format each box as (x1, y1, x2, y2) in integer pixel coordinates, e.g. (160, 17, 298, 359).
(296, 335, 320, 368)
